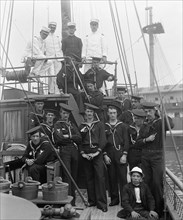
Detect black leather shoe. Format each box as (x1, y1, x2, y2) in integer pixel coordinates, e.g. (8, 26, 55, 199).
(98, 207, 108, 212)
(109, 201, 119, 206)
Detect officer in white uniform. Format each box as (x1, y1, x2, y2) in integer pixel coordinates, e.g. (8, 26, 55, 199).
(22, 26, 53, 77)
(82, 19, 107, 72)
(45, 21, 63, 94)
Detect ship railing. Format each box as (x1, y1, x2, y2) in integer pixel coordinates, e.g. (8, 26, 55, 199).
(165, 167, 183, 220)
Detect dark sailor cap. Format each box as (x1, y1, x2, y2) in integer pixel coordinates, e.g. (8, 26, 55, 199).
(85, 78, 95, 84)
(117, 86, 127, 92)
(107, 101, 122, 114)
(45, 109, 58, 115)
(141, 101, 157, 109)
(33, 97, 46, 103)
(131, 109, 147, 118)
(84, 103, 99, 110)
(59, 103, 73, 112)
(26, 126, 41, 136)
(131, 95, 142, 101)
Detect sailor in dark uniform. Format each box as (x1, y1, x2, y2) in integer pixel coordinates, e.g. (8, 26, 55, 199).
(119, 95, 142, 126)
(22, 126, 55, 183)
(53, 103, 82, 205)
(56, 57, 85, 113)
(62, 22, 83, 62)
(79, 103, 107, 212)
(40, 109, 58, 145)
(139, 102, 174, 216)
(127, 109, 147, 170)
(104, 103, 129, 206)
(83, 57, 114, 92)
(115, 86, 131, 112)
(28, 97, 45, 129)
(83, 79, 104, 121)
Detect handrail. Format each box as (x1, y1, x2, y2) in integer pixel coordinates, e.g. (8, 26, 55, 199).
(166, 167, 183, 191)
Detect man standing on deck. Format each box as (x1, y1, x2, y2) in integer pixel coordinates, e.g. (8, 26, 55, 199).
(45, 21, 63, 94)
(79, 103, 107, 212)
(104, 103, 129, 206)
(140, 102, 174, 217)
(53, 103, 82, 205)
(22, 26, 53, 77)
(28, 97, 45, 129)
(62, 22, 83, 63)
(82, 19, 107, 72)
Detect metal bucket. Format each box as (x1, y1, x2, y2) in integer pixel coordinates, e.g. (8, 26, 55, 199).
(0, 176, 11, 193)
(42, 177, 68, 201)
(12, 176, 40, 200)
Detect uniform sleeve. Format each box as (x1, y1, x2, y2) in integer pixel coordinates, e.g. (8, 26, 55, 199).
(21, 144, 31, 163)
(62, 38, 66, 55)
(122, 124, 130, 153)
(35, 142, 53, 165)
(71, 123, 82, 145)
(89, 92, 103, 107)
(122, 184, 134, 213)
(56, 68, 65, 90)
(28, 113, 37, 129)
(145, 183, 156, 211)
(101, 34, 107, 57)
(98, 122, 107, 151)
(33, 37, 46, 58)
(78, 38, 83, 59)
(53, 122, 65, 145)
(165, 116, 174, 131)
(82, 36, 87, 58)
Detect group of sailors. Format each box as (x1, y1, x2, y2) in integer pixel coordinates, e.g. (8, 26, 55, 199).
(22, 18, 112, 97)
(22, 88, 174, 219)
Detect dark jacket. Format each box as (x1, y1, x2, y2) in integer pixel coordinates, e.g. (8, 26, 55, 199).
(122, 182, 155, 215)
(136, 117, 174, 150)
(22, 139, 54, 165)
(104, 121, 129, 157)
(62, 35, 82, 59)
(28, 110, 45, 128)
(79, 119, 106, 154)
(40, 122, 55, 145)
(53, 120, 81, 146)
(83, 90, 104, 109)
(84, 67, 112, 89)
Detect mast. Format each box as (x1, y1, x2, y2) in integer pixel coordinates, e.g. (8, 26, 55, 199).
(60, 0, 71, 39)
(143, 7, 164, 88)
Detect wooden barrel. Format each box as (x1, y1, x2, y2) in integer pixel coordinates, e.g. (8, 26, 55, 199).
(0, 176, 11, 193)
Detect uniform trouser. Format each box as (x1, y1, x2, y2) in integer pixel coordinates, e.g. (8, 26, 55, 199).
(32, 60, 53, 76)
(59, 145, 78, 205)
(128, 148, 142, 170)
(106, 152, 127, 205)
(48, 60, 62, 94)
(82, 153, 107, 209)
(27, 164, 47, 184)
(141, 151, 164, 216)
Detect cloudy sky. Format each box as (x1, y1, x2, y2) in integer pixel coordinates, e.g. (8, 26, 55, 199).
(0, 0, 182, 88)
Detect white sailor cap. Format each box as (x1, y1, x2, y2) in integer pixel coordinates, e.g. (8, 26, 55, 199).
(67, 22, 76, 27)
(90, 18, 99, 24)
(41, 26, 50, 34)
(48, 21, 57, 26)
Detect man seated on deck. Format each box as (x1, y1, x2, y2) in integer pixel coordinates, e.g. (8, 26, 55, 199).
(22, 26, 53, 77)
(56, 56, 85, 114)
(83, 57, 114, 94)
(117, 167, 159, 220)
(22, 126, 55, 184)
(28, 97, 46, 129)
(45, 21, 63, 94)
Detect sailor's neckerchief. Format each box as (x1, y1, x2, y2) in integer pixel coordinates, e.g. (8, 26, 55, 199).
(57, 120, 73, 138)
(29, 139, 48, 160)
(41, 122, 55, 144)
(105, 121, 123, 151)
(129, 124, 140, 144)
(81, 118, 100, 148)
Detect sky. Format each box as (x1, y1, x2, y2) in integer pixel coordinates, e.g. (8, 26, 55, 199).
(0, 0, 182, 89)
